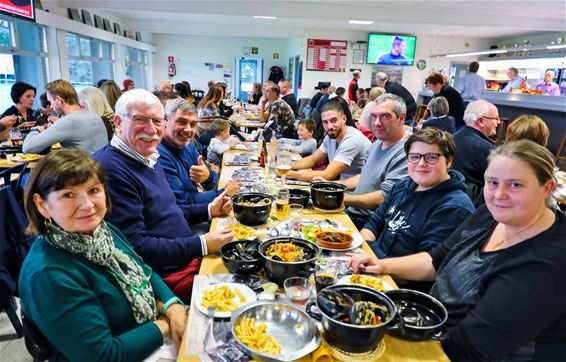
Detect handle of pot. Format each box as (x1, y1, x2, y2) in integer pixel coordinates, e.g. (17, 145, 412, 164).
(431, 327, 448, 341)
(386, 313, 405, 333)
(305, 301, 322, 321)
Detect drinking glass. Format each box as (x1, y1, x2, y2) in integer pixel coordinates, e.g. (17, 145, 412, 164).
(289, 204, 303, 235)
(284, 277, 313, 307)
(9, 128, 23, 146)
(314, 267, 337, 293)
(275, 188, 290, 220)
(276, 153, 292, 185)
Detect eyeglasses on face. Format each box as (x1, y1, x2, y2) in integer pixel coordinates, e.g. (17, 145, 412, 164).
(482, 116, 500, 122)
(407, 152, 443, 164)
(123, 113, 165, 127)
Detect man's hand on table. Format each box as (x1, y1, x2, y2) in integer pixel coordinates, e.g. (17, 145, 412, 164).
(204, 228, 234, 253)
(312, 176, 328, 182)
(210, 190, 233, 217)
(189, 155, 210, 184)
(224, 181, 240, 196)
(166, 303, 187, 351)
(346, 252, 381, 274)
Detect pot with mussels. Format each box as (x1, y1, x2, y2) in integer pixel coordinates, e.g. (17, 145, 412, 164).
(232, 192, 274, 226)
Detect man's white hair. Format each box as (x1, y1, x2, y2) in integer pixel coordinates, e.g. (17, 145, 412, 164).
(115, 88, 163, 117)
(463, 99, 493, 126)
(376, 72, 388, 81)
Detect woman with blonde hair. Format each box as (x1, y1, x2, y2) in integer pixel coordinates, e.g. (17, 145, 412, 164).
(348, 140, 566, 361)
(78, 86, 115, 141)
(197, 85, 223, 117)
(505, 114, 549, 146)
(99, 80, 121, 111)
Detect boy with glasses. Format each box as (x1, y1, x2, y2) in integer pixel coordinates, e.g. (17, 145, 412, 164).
(359, 128, 474, 261)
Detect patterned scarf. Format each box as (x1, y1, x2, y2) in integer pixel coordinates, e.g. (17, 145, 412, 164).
(45, 222, 157, 324)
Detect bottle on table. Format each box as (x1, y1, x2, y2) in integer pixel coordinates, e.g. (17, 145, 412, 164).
(259, 136, 268, 168)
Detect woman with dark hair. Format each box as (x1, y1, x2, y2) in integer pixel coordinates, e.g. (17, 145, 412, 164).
(215, 82, 234, 118)
(19, 150, 187, 361)
(174, 82, 195, 103)
(1, 81, 37, 128)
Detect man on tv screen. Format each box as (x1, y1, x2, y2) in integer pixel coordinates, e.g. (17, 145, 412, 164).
(376, 36, 411, 65)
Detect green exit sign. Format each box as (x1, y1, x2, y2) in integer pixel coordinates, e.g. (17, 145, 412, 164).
(251, 47, 258, 54)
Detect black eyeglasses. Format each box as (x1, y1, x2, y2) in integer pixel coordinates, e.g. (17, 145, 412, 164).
(407, 153, 444, 164)
(482, 116, 500, 122)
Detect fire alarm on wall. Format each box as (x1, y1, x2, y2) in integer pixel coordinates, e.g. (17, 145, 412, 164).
(168, 56, 174, 62)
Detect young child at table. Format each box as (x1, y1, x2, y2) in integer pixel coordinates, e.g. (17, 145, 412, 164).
(207, 119, 240, 168)
(276, 118, 318, 157)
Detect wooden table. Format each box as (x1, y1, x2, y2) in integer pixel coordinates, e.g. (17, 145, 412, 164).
(177, 198, 449, 361)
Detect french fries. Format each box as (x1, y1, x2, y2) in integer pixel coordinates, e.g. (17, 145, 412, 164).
(226, 223, 257, 240)
(350, 274, 385, 291)
(234, 316, 282, 355)
(200, 285, 246, 312)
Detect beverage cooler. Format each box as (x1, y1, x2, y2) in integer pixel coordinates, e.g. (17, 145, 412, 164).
(557, 68, 566, 96)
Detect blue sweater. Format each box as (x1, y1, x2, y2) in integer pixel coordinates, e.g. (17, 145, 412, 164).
(364, 170, 475, 258)
(157, 139, 221, 205)
(94, 144, 208, 277)
(19, 223, 173, 361)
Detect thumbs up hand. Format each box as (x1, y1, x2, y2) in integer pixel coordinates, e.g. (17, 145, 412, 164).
(190, 155, 211, 184)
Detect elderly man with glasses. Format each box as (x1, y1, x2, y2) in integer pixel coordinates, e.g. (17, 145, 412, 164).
(451, 99, 500, 202)
(94, 89, 234, 302)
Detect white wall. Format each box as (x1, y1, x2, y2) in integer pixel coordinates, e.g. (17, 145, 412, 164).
(152, 34, 301, 90)
(299, 28, 492, 100)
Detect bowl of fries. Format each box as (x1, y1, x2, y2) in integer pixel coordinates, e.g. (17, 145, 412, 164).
(197, 283, 257, 318)
(231, 301, 321, 361)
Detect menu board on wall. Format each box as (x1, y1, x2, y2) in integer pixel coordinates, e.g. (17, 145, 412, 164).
(306, 38, 347, 72)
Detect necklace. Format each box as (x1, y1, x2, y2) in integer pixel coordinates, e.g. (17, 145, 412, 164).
(490, 209, 553, 251)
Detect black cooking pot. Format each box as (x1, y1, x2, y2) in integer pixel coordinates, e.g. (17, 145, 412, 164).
(306, 285, 397, 353)
(231, 192, 274, 226)
(385, 289, 448, 341)
(310, 182, 346, 210)
(220, 239, 264, 274)
(258, 237, 319, 286)
(289, 188, 310, 208)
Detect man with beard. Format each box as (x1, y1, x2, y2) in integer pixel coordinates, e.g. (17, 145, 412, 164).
(94, 89, 234, 301)
(339, 94, 409, 229)
(23, 79, 107, 154)
(157, 98, 239, 205)
(284, 100, 371, 182)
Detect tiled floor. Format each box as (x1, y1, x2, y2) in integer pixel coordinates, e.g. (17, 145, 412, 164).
(0, 298, 32, 361)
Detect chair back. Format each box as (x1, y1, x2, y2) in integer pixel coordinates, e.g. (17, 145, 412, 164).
(23, 315, 53, 362)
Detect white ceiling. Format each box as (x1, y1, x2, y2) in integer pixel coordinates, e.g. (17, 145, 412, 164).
(54, 0, 566, 39)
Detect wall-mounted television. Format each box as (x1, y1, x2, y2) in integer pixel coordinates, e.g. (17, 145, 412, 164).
(0, 0, 36, 22)
(366, 33, 417, 66)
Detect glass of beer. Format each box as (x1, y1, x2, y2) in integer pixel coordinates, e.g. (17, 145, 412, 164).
(276, 153, 292, 185)
(315, 267, 337, 293)
(275, 188, 290, 220)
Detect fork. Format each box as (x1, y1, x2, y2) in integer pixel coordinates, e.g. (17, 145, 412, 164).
(202, 306, 216, 349)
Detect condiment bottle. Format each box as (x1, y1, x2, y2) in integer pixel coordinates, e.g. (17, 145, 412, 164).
(259, 137, 268, 167)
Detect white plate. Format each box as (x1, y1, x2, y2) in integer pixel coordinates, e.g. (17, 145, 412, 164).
(336, 275, 393, 291)
(11, 154, 41, 162)
(316, 232, 363, 251)
(197, 282, 257, 318)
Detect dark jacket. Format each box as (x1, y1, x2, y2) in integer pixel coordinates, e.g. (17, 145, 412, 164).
(365, 170, 475, 258)
(1, 105, 36, 127)
(451, 126, 495, 200)
(434, 85, 465, 128)
(282, 93, 298, 116)
(422, 115, 456, 134)
(384, 81, 417, 120)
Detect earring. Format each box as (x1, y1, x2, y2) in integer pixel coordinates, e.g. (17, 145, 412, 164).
(44, 218, 52, 228)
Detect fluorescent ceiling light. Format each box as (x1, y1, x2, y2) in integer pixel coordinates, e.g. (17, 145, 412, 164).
(547, 44, 566, 49)
(348, 20, 374, 25)
(254, 16, 277, 19)
(446, 49, 508, 58)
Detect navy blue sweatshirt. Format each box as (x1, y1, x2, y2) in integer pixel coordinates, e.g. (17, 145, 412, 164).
(364, 170, 475, 258)
(94, 144, 208, 277)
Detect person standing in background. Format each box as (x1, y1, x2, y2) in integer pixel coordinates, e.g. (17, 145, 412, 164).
(459, 61, 486, 104)
(501, 67, 523, 93)
(535, 70, 561, 96)
(348, 70, 361, 103)
(375, 72, 417, 121)
(425, 72, 465, 129)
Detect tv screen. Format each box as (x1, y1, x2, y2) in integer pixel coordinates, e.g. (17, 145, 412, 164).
(367, 33, 416, 66)
(0, 0, 35, 22)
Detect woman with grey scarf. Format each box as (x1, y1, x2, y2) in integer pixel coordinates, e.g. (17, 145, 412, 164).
(19, 150, 187, 361)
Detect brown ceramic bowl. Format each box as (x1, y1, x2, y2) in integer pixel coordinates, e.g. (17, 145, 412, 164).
(315, 231, 353, 250)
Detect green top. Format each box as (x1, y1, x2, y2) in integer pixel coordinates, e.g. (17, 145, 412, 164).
(19, 223, 176, 362)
